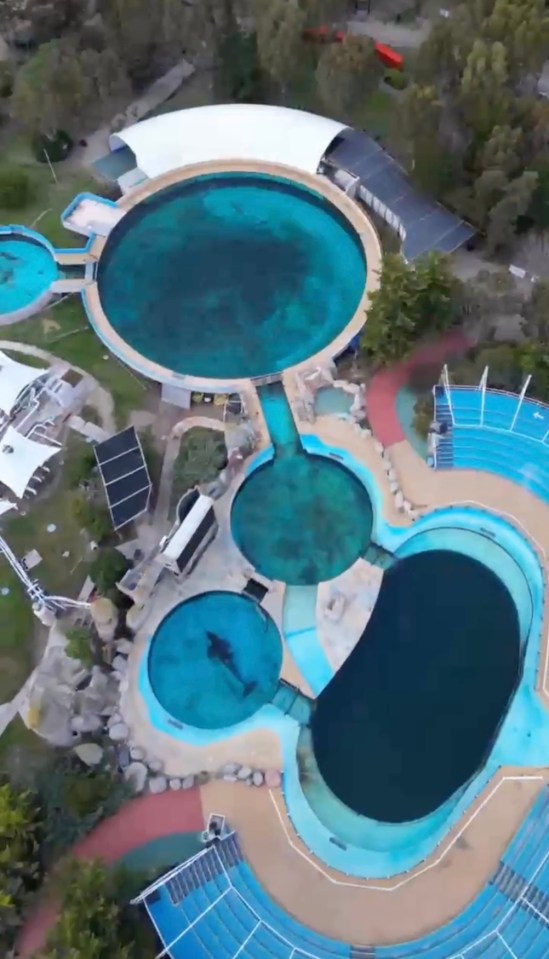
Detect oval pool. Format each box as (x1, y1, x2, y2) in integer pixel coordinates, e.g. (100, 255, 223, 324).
(147, 591, 283, 729)
(96, 172, 367, 380)
(311, 549, 521, 823)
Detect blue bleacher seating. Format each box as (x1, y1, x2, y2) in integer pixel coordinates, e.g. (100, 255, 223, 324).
(432, 388, 549, 506)
(142, 788, 549, 959)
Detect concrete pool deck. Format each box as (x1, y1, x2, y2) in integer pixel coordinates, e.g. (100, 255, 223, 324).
(71, 156, 549, 943)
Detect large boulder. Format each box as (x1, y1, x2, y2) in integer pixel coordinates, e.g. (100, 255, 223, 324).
(265, 769, 282, 788)
(73, 742, 104, 766)
(108, 721, 128, 742)
(124, 762, 148, 793)
(252, 770, 264, 787)
(149, 775, 167, 794)
(237, 765, 252, 781)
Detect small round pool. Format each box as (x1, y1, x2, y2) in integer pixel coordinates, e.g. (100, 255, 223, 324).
(231, 454, 373, 585)
(147, 591, 283, 729)
(96, 172, 366, 380)
(0, 232, 57, 315)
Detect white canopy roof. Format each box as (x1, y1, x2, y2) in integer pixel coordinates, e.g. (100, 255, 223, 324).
(109, 104, 346, 179)
(0, 350, 47, 416)
(162, 493, 214, 563)
(0, 426, 59, 498)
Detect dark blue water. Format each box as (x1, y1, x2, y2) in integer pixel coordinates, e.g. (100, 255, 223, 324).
(97, 173, 366, 379)
(148, 591, 282, 729)
(312, 550, 521, 822)
(231, 384, 373, 585)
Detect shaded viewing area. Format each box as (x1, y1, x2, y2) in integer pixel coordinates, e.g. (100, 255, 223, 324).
(312, 550, 521, 822)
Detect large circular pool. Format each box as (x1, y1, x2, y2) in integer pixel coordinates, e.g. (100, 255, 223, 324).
(147, 591, 283, 729)
(231, 453, 373, 585)
(96, 172, 366, 380)
(0, 232, 57, 315)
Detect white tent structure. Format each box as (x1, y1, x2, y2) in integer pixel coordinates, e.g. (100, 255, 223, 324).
(109, 104, 346, 179)
(0, 350, 48, 417)
(0, 426, 59, 498)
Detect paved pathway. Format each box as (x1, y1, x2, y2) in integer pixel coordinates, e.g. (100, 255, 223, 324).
(17, 788, 204, 958)
(366, 330, 471, 447)
(347, 15, 431, 48)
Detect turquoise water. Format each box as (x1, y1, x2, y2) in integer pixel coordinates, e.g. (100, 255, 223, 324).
(0, 234, 57, 313)
(395, 386, 428, 458)
(97, 173, 366, 380)
(231, 384, 373, 584)
(314, 386, 353, 417)
(280, 471, 549, 876)
(147, 591, 282, 729)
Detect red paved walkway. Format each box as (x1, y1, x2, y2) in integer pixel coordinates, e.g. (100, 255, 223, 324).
(367, 330, 471, 448)
(17, 788, 204, 958)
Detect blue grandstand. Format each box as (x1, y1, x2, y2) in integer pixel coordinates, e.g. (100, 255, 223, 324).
(134, 788, 549, 959)
(432, 382, 549, 503)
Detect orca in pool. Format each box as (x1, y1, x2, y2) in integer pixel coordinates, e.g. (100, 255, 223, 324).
(206, 630, 257, 696)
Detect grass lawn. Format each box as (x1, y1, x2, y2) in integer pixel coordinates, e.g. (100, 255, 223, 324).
(2, 433, 96, 599)
(0, 716, 54, 787)
(0, 297, 150, 428)
(0, 135, 111, 249)
(0, 561, 34, 702)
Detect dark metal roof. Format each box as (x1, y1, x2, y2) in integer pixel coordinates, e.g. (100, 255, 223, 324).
(94, 426, 151, 530)
(324, 130, 475, 261)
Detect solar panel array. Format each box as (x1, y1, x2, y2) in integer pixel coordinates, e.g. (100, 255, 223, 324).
(94, 426, 151, 529)
(325, 130, 475, 261)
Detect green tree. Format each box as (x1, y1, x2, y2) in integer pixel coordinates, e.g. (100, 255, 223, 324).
(479, 124, 523, 177)
(528, 160, 549, 231)
(80, 48, 131, 107)
(485, 0, 549, 81)
(12, 40, 88, 137)
(459, 39, 510, 137)
(400, 84, 453, 193)
(218, 30, 263, 102)
(105, 0, 188, 81)
(315, 35, 380, 121)
(522, 278, 549, 343)
(90, 548, 130, 596)
(0, 782, 41, 949)
(361, 253, 457, 366)
(43, 860, 131, 959)
(486, 170, 538, 253)
(65, 625, 94, 667)
(255, 0, 305, 90)
(66, 446, 97, 489)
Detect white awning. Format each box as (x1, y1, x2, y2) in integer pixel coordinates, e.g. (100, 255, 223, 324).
(0, 350, 47, 416)
(0, 426, 59, 498)
(109, 104, 346, 179)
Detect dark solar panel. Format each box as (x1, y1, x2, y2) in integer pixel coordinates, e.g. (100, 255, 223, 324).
(100, 448, 145, 484)
(111, 489, 150, 529)
(94, 426, 137, 465)
(94, 427, 151, 529)
(325, 128, 475, 259)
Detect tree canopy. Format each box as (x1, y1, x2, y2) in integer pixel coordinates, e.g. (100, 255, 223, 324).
(315, 35, 380, 122)
(361, 254, 458, 366)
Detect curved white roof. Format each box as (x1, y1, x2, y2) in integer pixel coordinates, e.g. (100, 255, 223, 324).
(0, 350, 47, 416)
(0, 426, 59, 499)
(109, 104, 347, 178)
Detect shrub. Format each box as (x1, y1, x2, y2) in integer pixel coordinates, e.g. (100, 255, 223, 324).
(0, 167, 33, 210)
(65, 625, 94, 667)
(31, 129, 73, 164)
(0, 782, 42, 949)
(66, 446, 96, 489)
(384, 68, 407, 90)
(90, 548, 130, 597)
(72, 494, 111, 542)
(0, 62, 13, 98)
(413, 395, 434, 439)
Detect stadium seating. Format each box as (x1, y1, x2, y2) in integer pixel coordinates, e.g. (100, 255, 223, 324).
(433, 387, 549, 506)
(142, 788, 549, 959)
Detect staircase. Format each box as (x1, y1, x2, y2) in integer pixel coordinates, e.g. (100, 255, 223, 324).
(433, 385, 454, 469)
